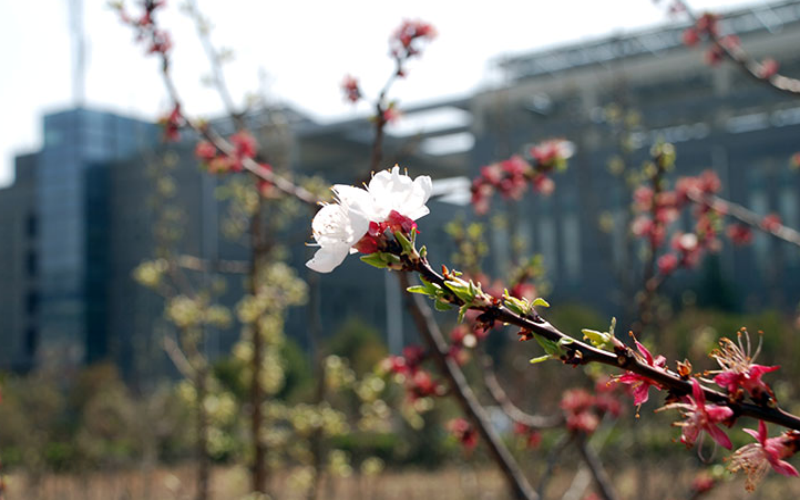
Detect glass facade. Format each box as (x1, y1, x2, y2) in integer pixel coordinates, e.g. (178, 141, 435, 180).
(36, 108, 156, 366)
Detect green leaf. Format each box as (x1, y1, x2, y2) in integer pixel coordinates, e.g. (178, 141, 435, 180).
(535, 335, 566, 359)
(394, 230, 414, 254)
(532, 298, 550, 308)
(457, 304, 468, 323)
(360, 253, 389, 269)
(529, 355, 552, 365)
(444, 279, 475, 303)
(407, 285, 430, 295)
(434, 300, 453, 311)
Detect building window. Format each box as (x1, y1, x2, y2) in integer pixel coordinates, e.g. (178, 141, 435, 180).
(26, 251, 37, 277)
(26, 213, 37, 238)
(25, 326, 38, 359)
(25, 291, 39, 315)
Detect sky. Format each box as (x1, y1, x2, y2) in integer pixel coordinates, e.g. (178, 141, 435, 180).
(0, 0, 756, 187)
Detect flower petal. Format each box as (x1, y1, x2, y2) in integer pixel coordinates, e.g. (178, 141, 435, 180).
(770, 458, 800, 477)
(706, 423, 733, 450)
(306, 242, 351, 273)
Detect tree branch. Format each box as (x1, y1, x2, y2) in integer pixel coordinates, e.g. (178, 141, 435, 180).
(398, 272, 539, 500)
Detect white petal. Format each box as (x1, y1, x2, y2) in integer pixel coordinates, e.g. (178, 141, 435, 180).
(306, 243, 351, 273)
(406, 175, 433, 220)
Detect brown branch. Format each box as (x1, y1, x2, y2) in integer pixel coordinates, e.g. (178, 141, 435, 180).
(162, 334, 196, 379)
(409, 257, 800, 431)
(575, 434, 619, 500)
(677, 0, 800, 97)
(397, 272, 539, 500)
(184, 0, 246, 129)
(688, 191, 800, 248)
(537, 433, 572, 498)
(634, 151, 669, 334)
(146, 20, 318, 206)
(480, 353, 564, 429)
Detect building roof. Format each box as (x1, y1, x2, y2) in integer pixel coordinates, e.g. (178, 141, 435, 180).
(496, 0, 800, 80)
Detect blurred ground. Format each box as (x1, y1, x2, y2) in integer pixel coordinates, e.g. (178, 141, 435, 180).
(4, 463, 799, 500)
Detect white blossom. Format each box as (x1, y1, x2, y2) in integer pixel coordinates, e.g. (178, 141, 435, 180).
(306, 166, 432, 273)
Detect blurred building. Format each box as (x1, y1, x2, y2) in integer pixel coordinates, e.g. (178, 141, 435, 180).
(471, 0, 800, 312)
(1, 108, 158, 373)
(2, 0, 800, 381)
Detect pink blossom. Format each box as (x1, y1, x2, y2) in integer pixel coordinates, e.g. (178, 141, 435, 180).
(614, 341, 666, 406)
(728, 421, 800, 492)
(448, 418, 478, 450)
(761, 214, 782, 233)
(660, 379, 733, 450)
(711, 332, 779, 402)
(682, 27, 700, 47)
(657, 253, 679, 275)
(759, 58, 780, 79)
(341, 75, 362, 103)
(726, 224, 753, 245)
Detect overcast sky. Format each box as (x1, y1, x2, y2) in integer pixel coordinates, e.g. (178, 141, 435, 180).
(0, 0, 755, 186)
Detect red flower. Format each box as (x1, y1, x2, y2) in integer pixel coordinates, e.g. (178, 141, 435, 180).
(195, 140, 217, 162)
(659, 379, 733, 450)
(148, 29, 172, 55)
(513, 423, 542, 449)
(341, 75, 362, 103)
(448, 418, 478, 450)
(759, 58, 780, 79)
(711, 332, 779, 402)
(231, 131, 257, 159)
(531, 174, 555, 196)
(728, 421, 800, 492)
(726, 224, 752, 245)
(657, 253, 678, 275)
(614, 340, 666, 407)
(560, 389, 600, 435)
(529, 139, 573, 169)
(705, 45, 724, 66)
(682, 27, 700, 47)
(691, 473, 715, 494)
(761, 214, 782, 233)
(158, 104, 182, 142)
(696, 13, 719, 36)
(382, 105, 402, 124)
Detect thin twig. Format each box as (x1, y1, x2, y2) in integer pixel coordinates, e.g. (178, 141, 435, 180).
(537, 433, 572, 498)
(688, 191, 800, 248)
(677, 0, 800, 97)
(575, 434, 619, 500)
(481, 353, 564, 429)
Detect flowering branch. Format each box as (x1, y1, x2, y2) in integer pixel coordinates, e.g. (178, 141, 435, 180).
(674, 0, 800, 96)
(687, 190, 800, 248)
(115, 0, 318, 206)
(342, 20, 436, 176)
(398, 272, 539, 500)
(406, 255, 800, 430)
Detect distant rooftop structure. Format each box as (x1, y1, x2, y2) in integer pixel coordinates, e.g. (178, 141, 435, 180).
(496, 0, 800, 80)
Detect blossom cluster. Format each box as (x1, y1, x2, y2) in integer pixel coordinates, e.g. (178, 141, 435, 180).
(560, 381, 623, 435)
(681, 11, 780, 77)
(157, 104, 183, 142)
(306, 166, 432, 273)
(390, 19, 437, 68)
(114, 0, 173, 56)
(381, 345, 442, 401)
(630, 169, 781, 276)
(471, 139, 573, 215)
